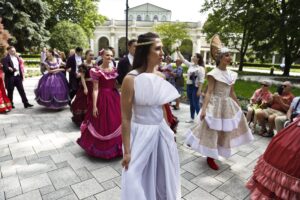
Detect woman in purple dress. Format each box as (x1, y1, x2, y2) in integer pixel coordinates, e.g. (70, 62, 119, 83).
(35, 49, 69, 109)
(77, 48, 122, 159)
(71, 50, 96, 126)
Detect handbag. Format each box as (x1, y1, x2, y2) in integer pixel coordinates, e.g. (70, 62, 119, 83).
(175, 73, 184, 87)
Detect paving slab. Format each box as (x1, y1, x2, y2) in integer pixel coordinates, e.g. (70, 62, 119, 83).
(0, 76, 273, 199)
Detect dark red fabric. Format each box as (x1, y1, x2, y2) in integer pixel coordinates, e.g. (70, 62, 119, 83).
(164, 104, 178, 133)
(0, 70, 12, 112)
(246, 118, 300, 199)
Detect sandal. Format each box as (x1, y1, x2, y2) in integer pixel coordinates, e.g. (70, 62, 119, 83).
(262, 131, 274, 138)
(258, 128, 267, 136)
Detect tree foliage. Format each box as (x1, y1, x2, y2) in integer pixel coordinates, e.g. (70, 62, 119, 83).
(49, 21, 88, 54)
(201, 0, 260, 71)
(0, 18, 12, 59)
(154, 22, 190, 55)
(0, 0, 50, 52)
(44, 0, 106, 38)
(201, 0, 300, 76)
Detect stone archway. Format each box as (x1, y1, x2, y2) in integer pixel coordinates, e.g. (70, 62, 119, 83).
(180, 39, 193, 60)
(98, 37, 109, 52)
(118, 37, 127, 58)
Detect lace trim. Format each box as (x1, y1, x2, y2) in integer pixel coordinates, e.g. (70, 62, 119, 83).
(90, 68, 118, 80)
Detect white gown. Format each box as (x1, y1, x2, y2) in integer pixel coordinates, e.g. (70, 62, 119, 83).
(121, 72, 181, 200)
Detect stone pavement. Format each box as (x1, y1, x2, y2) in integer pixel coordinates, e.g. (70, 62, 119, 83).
(0, 77, 272, 200)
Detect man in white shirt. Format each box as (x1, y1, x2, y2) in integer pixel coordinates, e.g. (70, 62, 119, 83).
(1, 46, 33, 108)
(66, 47, 83, 102)
(117, 39, 137, 85)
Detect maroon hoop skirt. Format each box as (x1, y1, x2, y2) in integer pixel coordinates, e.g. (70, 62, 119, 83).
(70, 81, 93, 126)
(246, 118, 300, 200)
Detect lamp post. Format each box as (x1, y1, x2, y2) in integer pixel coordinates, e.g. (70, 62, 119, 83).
(125, 0, 129, 54)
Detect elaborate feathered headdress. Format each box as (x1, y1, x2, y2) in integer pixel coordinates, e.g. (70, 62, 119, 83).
(210, 34, 229, 61)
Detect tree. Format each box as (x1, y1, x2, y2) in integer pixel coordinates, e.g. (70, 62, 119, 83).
(154, 22, 190, 55)
(0, 0, 50, 52)
(49, 21, 88, 54)
(202, 0, 300, 76)
(44, 0, 106, 38)
(201, 0, 260, 71)
(0, 18, 12, 59)
(249, 0, 300, 76)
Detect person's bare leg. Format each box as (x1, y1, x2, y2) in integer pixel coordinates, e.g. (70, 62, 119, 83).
(246, 107, 254, 122)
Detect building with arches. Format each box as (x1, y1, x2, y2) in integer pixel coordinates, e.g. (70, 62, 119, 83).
(92, 3, 239, 64)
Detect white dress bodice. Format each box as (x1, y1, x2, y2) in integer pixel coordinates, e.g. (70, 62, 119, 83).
(132, 73, 180, 125)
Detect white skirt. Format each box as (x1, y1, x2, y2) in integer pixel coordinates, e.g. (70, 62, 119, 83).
(121, 119, 181, 200)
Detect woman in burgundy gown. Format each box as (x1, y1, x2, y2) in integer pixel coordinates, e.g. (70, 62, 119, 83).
(71, 50, 96, 126)
(0, 65, 12, 113)
(246, 117, 300, 199)
(77, 48, 122, 159)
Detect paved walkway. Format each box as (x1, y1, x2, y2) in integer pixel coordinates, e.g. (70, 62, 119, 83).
(0, 77, 272, 200)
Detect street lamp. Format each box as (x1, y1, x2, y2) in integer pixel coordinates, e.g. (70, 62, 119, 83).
(125, 0, 129, 54)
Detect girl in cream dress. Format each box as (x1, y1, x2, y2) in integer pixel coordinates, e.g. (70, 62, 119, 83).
(185, 35, 253, 170)
(121, 32, 181, 200)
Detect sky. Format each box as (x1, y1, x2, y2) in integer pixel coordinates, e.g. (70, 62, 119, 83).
(97, 0, 208, 23)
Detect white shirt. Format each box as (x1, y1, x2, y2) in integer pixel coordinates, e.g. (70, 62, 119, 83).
(10, 55, 20, 76)
(75, 54, 82, 72)
(184, 59, 205, 87)
(128, 53, 134, 66)
(291, 97, 300, 114)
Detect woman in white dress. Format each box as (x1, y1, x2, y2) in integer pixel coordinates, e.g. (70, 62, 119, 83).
(185, 35, 253, 170)
(121, 32, 181, 200)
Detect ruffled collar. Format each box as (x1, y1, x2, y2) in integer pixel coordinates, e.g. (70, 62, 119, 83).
(207, 67, 237, 85)
(91, 67, 118, 80)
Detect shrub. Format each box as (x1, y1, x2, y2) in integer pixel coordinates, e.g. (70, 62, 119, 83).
(49, 21, 88, 54)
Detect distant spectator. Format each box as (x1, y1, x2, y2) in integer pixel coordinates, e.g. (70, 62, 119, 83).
(172, 59, 184, 110)
(246, 80, 273, 129)
(275, 96, 300, 132)
(160, 56, 173, 83)
(68, 49, 75, 58)
(256, 81, 294, 137)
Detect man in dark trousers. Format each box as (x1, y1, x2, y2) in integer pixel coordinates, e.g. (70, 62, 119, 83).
(66, 47, 83, 103)
(1, 46, 33, 108)
(117, 39, 137, 85)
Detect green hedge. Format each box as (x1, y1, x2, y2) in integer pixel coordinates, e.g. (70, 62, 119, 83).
(20, 54, 40, 58)
(243, 62, 300, 69)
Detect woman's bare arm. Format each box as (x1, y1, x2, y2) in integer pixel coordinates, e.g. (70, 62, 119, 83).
(200, 76, 215, 120)
(121, 75, 135, 170)
(92, 80, 99, 117)
(230, 85, 240, 106)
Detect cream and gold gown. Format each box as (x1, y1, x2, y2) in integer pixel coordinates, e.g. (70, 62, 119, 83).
(185, 67, 253, 159)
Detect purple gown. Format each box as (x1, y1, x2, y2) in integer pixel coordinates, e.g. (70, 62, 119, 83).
(35, 60, 69, 109)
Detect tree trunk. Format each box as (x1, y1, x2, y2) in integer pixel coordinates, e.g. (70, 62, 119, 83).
(283, 53, 291, 76)
(238, 27, 248, 71)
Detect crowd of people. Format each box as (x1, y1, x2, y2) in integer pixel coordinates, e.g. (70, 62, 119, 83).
(0, 32, 299, 199)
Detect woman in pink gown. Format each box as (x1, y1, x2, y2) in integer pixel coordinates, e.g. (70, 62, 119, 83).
(77, 48, 122, 159)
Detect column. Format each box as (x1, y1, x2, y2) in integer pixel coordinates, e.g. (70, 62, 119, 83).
(272, 54, 276, 64)
(233, 53, 236, 62)
(203, 50, 207, 64)
(89, 39, 94, 50)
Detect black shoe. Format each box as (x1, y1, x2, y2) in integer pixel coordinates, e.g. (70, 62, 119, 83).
(24, 103, 34, 108)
